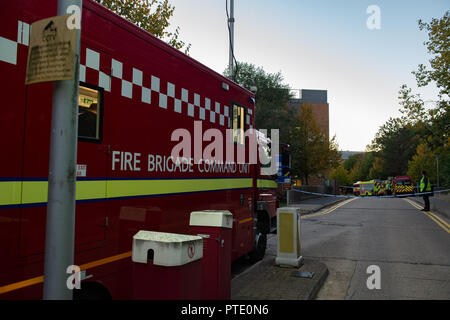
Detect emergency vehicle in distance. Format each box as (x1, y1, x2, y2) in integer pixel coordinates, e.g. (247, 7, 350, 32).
(392, 176, 414, 196)
(0, 0, 285, 299)
(353, 182, 361, 196)
(357, 180, 376, 196)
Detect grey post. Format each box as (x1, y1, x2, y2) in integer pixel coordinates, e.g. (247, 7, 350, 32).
(43, 0, 82, 300)
(228, 0, 235, 79)
(436, 155, 439, 188)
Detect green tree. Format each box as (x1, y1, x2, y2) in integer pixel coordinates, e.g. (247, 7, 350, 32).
(290, 104, 341, 184)
(368, 117, 420, 178)
(407, 143, 437, 184)
(224, 62, 294, 143)
(330, 164, 352, 186)
(344, 154, 360, 172)
(413, 11, 450, 98)
(96, 0, 191, 53)
(402, 11, 450, 186)
(368, 156, 385, 180)
(350, 152, 375, 182)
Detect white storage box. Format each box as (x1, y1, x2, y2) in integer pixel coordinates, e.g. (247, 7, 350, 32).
(132, 230, 203, 266)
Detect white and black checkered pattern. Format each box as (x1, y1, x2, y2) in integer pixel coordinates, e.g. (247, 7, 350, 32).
(0, 21, 29, 66)
(1, 20, 253, 129)
(78, 47, 249, 128)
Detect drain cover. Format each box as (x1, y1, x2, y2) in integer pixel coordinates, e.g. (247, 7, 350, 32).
(291, 271, 315, 279)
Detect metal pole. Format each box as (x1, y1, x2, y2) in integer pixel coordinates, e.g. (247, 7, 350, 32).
(436, 155, 439, 188)
(43, 0, 82, 300)
(228, 0, 234, 79)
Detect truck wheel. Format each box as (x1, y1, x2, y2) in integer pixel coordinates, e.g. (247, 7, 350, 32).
(73, 282, 111, 300)
(249, 232, 267, 263)
(249, 214, 268, 263)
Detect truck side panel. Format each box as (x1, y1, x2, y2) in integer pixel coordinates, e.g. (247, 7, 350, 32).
(0, 0, 257, 299)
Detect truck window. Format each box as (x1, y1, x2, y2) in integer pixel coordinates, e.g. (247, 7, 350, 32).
(397, 180, 411, 186)
(232, 103, 245, 144)
(78, 84, 103, 141)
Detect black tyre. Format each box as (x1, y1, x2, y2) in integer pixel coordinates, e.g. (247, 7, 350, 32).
(249, 232, 267, 263)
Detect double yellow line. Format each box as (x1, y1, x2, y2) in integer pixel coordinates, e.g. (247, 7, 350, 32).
(404, 198, 450, 234)
(301, 198, 356, 219)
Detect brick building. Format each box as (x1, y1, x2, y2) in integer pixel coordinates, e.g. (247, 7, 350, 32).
(288, 89, 330, 186)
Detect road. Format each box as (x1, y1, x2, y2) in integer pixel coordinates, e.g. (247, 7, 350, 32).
(300, 197, 450, 299)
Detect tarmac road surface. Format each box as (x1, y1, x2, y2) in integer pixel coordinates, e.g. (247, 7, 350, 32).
(302, 197, 450, 299)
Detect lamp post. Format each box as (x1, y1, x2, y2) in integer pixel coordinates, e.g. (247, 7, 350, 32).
(43, 0, 82, 300)
(436, 155, 439, 188)
(228, 0, 235, 79)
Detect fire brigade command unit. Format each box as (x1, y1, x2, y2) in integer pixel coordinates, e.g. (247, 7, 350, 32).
(0, 0, 282, 299)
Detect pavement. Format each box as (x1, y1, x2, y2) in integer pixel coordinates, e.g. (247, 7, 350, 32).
(231, 196, 450, 300)
(410, 193, 450, 219)
(231, 234, 329, 300)
(231, 196, 340, 300)
(307, 197, 450, 299)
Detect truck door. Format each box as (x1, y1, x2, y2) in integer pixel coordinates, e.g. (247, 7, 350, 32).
(19, 44, 111, 256)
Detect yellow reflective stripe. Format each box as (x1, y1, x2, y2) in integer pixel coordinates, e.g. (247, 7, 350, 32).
(76, 180, 107, 200)
(0, 181, 22, 206)
(21, 181, 47, 204)
(106, 178, 252, 198)
(0, 178, 253, 206)
(257, 179, 277, 189)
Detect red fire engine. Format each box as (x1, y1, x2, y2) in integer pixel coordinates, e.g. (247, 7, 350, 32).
(0, 0, 281, 299)
(392, 175, 414, 195)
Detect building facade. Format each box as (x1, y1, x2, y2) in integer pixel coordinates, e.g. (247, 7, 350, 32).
(288, 89, 330, 186)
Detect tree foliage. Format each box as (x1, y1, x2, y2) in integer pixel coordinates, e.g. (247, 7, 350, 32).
(348, 152, 375, 182)
(96, 0, 190, 53)
(224, 62, 295, 143)
(225, 63, 342, 185)
(289, 104, 341, 184)
(407, 143, 437, 184)
(361, 11, 449, 186)
(368, 117, 421, 179)
(330, 164, 352, 187)
(413, 11, 450, 98)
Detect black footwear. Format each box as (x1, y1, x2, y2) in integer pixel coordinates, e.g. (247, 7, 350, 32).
(421, 209, 427, 211)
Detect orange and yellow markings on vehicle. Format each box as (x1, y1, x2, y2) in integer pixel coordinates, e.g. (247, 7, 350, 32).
(238, 217, 253, 224)
(0, 251, 132, 295)
(394, 185, 414, 193)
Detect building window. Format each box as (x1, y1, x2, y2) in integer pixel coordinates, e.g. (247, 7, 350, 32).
(78, 84, 103, 142)
(232, 103, 245, 144)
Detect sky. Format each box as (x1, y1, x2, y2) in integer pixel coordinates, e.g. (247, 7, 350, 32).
(168, 0, 448, 151)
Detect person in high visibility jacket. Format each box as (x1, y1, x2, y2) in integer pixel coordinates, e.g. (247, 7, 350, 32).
(373, 183, 378, 196)
(386, 183, 391, 195)
(420, 170, 432, 211)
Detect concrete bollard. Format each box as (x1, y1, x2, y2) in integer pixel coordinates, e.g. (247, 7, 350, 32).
(275, 207, 303, 268)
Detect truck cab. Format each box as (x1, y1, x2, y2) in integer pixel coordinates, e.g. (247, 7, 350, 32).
(393, 176, 414, 195)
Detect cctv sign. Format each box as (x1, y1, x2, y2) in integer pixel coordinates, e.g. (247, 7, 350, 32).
(25, 15, 77, 84)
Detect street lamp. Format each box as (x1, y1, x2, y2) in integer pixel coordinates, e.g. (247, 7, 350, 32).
(436, 154, 439, 188)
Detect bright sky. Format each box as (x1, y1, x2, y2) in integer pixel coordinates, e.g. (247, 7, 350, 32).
(168, 0, 448, 151)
